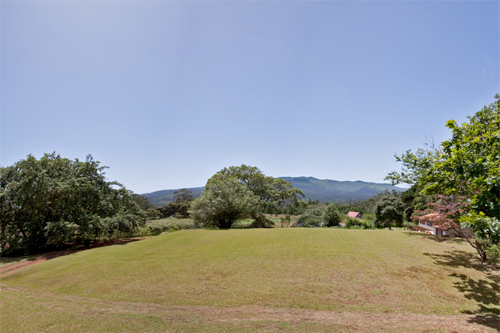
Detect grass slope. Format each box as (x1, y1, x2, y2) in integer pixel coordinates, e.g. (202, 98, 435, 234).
(1, 229, 498, 332)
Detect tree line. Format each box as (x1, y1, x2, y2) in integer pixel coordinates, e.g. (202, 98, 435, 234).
(2, 96, 498, 262)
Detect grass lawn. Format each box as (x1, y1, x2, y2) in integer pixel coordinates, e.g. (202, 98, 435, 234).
(1, 229, 498, 332)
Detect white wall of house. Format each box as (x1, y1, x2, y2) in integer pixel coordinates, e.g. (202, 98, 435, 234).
(418, 221, 447, 236)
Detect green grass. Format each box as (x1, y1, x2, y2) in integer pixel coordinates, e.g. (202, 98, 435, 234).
(1, 229, 498, 332)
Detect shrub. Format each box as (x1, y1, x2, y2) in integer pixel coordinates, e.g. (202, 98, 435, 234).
(345, 217, 374, 229)
(486, 244, 500, 266)
(145, 218, 198, 235)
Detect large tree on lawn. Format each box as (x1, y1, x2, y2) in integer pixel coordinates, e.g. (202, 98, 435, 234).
(189, 179, 259, 229)
(205, 165, 304, 227)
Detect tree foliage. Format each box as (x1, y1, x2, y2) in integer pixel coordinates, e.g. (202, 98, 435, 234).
(189, 179, 259, 229)
(388, 95, 500, 260)
(374, 196, 405, 229)
(425, 96, 500, 221)
(296, 209, 323, 227)
(173, 189, 194, 218)
(157, 189, 195, 219)
(0, 153, 145, 255)
(322, 204, 342, 227)
(130, 193, 155, 211)
(201, 165, 304, 227)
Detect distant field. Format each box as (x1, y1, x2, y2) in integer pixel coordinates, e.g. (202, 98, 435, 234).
(1, 229, 498, 332)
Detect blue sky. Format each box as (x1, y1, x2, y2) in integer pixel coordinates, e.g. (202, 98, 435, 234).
(1, 1, 498, 194)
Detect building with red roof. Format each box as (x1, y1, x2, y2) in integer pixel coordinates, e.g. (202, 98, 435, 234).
(347, 211, 362, 218)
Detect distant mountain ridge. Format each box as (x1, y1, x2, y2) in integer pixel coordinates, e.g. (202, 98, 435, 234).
(279, 177, 402, 202)
(142, 177, 403, 207)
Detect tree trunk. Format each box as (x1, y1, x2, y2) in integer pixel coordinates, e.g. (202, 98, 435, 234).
(115, 223, 119, 244)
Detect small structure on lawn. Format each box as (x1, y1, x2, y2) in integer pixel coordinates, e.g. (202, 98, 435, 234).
(412, 213, 449, 236)
(347, 211, 362, 219)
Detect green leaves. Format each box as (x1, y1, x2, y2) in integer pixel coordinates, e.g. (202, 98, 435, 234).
(0, 153, 145, 255)
(190, 165, 304, 229)
(374, 196, 405, 229)
(425, 96, 500, 220)
(189, 179, 259, 229)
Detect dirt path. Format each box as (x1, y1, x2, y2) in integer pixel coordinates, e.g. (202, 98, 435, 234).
(0, 238, 146, 277)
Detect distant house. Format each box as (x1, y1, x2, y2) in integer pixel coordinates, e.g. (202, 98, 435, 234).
(412, 213, 448, 236)
(347, 211, 362, 219)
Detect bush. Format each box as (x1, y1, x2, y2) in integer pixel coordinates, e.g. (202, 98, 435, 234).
(345, 217, 374, 229)
(486, 244, 500, 265)
(144, 218, 198, 235)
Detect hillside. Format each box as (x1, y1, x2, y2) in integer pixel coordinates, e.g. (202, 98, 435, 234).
(1, 229, 496, 332)
(143, 177, 403, 207)
(143, 187, 204, 207)
(280, 176, 403, 202)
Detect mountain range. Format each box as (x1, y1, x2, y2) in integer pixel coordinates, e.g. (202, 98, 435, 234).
(142, 177, 404, 207)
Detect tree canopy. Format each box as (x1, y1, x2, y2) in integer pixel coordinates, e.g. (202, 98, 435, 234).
(387, 95, 500, 260)
(322, 204, 342, 227)
(0, 153, 145, 255)
(189, 179, 259, 229)
(374, 196, 405, 229)
(190, 165, 304, 228)
(387, 95, 499, 221)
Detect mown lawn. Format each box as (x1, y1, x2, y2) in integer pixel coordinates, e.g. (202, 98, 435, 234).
(1, 229, 498, 332)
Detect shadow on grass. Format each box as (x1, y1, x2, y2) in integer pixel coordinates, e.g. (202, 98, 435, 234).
(0, 253, 43, 267)
(403, 231, 468, 245)
(424, 250, 500, 331)
(1, 238, 144, 267)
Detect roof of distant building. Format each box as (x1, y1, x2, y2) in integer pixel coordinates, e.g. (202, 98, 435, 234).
(347, 211, 361, 218)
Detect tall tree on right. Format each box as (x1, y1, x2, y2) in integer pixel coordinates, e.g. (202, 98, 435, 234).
(387, 95, 500, 261)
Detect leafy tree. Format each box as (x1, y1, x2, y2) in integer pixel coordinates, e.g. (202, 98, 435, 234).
(322, 204, 342, 226)
(156, 189, 195, 219)
(173, 189, 194, 218)
(385, 142, 442, 187)
(413, 195, 499, 261)
(0, 153, 145, 255)
(297, 209, 323, 227)
(158, 201, 176, 218)
(425, 96, 500, 220)
(374, 196, 405, 229)
(189, 179, 259, 229)
(130, 193, 155, 211)
(388, 95, 500, 260)
(206, 165, 304, 227)
(388, 96, 499, 219)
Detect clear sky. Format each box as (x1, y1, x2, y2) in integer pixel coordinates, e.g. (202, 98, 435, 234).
(1, 1, 498, 194)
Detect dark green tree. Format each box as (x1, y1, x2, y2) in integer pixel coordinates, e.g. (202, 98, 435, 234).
(374, 196, 405, 229)
(189, 179, 259, 229)
(0, 153, 145, 255)
(130, 193, 155, 211)
(173, 189, 194, 218)
(297, 209, 323, 227)
(322, 204, 342, 227)
(206, 165, 304, 227)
